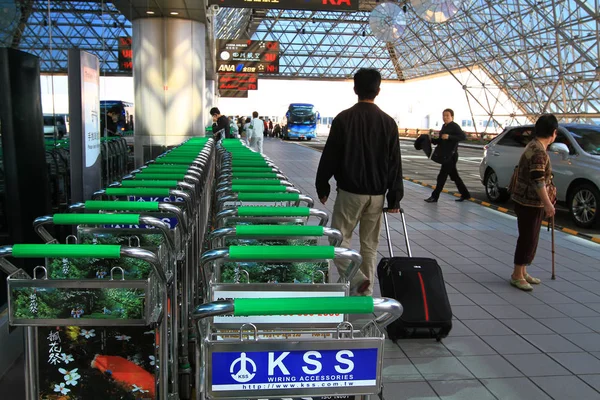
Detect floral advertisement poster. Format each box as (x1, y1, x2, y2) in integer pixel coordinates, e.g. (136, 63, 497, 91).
(38, 326, 157, 399)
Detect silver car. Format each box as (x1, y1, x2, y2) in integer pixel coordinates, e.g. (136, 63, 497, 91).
(479, 123, 600, 228)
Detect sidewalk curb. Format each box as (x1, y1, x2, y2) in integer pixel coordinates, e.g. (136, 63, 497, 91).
(404, 177, 600, 245)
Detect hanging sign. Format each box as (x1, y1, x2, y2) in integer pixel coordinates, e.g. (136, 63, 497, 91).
(217, 40, 279, 74)
(118, 37, 132, 71)
(218, 74, 258, 91)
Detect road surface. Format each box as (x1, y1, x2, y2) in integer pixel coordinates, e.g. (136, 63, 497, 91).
(286, 137, 599, 238)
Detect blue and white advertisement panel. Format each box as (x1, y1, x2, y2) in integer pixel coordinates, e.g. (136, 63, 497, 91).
(211, 348, 378, 396)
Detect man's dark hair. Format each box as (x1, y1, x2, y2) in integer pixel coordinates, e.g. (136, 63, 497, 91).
(353, 68, 381, 100)
(245, 117, 251, 123)
(252, 111, 258, 118)
(210, 107, 220, 116)
(534, 114, 559, 138)
(443, 108, 454, 117)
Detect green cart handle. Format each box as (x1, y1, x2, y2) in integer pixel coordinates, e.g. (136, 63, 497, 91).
(215, 206, 329, 228)
(11, 244, 122, 258)
(229, 179, 282, 186)
(228, 167, 276, 172)
(152, 159, 194, 166)
(84, 200, 159, 211)
(133, 173, 188, 180)
(143, 165, 196, 172)
(72, 201, 188, 236)
(0, 245, 167, 290)
(217, 192, 314, 210)
(209, 225, 342, 247)
(229, 160, 270, 167)
(234, 297, 374, 316)
(237, 193, 299, 202)
(228, 245, 335, 260)
(192, 297, 403, 329)
(201, 245, 361, 284)
(236, 206, 309, 216)
(231, 172, 278, 179)
(52, 214, 141, 225)
(229, 185, 289, 193)
(235, 225, 324, 236)
(105, 187, 171, 197)
(34, 213, 176, 250)
(120, 180, 179, 188)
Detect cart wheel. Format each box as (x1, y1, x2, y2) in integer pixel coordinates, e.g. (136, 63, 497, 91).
(179, 373, 192, 400)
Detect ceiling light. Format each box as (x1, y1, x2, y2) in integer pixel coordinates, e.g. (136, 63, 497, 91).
(170, 11, 179, 15)
(146, 10, 155, 15)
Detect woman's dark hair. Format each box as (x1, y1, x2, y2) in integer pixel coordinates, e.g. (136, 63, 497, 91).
(353, 68, 381, 100)
(534, 114, 558, 138)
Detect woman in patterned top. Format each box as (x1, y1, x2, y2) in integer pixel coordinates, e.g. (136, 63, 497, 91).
(510, 114, 558, 291)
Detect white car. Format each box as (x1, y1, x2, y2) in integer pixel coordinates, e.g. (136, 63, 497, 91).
(479, 124, 600, 228)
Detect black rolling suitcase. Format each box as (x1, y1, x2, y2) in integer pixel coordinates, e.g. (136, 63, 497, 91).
(377, 208, 452, 341)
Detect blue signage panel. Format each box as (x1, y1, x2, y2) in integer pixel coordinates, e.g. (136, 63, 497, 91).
(211, 348, 377, 392)
(127, 196, 184, 203)
(104, 217, 178, 230)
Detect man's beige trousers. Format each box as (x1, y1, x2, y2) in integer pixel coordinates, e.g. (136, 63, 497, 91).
(330, 189, 384, 296)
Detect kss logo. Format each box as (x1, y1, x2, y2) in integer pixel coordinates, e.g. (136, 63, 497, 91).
(230, 352, 256, 383)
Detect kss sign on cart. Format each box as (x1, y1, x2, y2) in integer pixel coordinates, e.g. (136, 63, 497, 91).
(211, 348, 378, 396)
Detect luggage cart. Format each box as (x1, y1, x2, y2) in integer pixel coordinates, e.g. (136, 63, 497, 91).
(31, 213, 187, 397)
(191, 296, 403, 400)
(0, 244, 169, 400)
(73, 199, 202, 397)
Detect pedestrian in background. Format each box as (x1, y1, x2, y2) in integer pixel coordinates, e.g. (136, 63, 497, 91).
(315, 68, 403, 296)
(509, 114, 557, 291)
(425, 108, 471, 203)
(209, 107, 230, 141)
(242, 117, 251, 145)
(248, 111, 265, 154)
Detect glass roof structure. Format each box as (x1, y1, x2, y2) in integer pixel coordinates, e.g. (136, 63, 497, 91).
(1, 0, 599, 124)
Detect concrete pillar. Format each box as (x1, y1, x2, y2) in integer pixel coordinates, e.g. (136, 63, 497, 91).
(205, 79, 216, 128)
(132, 18, 206, 166)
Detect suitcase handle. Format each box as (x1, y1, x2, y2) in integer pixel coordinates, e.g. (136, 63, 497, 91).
(383, 207, 412, 258)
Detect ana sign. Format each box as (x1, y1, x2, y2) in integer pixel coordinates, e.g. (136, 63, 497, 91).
(217, 40, 279, 75)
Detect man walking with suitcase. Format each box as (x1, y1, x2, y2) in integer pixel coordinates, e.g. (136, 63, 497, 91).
(315, 68, 403, 296)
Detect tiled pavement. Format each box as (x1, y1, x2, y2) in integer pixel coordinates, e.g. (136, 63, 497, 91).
(262, 138, 600, 400)
(1, 137, 599, 400)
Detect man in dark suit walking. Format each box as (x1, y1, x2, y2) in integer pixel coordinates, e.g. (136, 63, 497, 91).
(425, 108, 471, 203)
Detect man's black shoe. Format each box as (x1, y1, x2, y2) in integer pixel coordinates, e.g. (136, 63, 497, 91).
(455, 196, 469, 202)
(424, 197, 438, 203)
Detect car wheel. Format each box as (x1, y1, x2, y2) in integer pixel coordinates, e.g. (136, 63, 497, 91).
(569, 183, 600, 228)
(484, 169, 510, 203)
(307, 138, 312, 141)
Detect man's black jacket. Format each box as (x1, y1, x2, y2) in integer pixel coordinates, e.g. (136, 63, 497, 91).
(315, 102, 404, 209)
(212, 115, 231, 140)
(432, 121, 466, 161)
